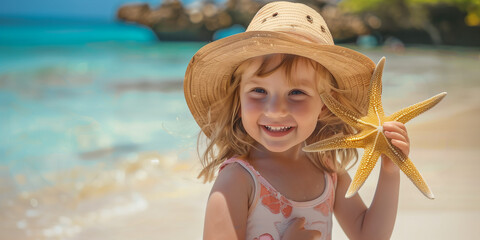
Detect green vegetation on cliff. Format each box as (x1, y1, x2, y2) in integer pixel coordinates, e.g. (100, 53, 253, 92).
(341, 0, 480, 26)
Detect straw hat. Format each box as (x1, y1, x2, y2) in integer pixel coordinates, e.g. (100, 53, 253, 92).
(184, 1, 375, 137)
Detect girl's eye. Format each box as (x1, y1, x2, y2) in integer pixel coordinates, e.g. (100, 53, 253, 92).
(289, 89, 306, 95)
(247, 87, 267, 99)
(252, 88, 266, 94)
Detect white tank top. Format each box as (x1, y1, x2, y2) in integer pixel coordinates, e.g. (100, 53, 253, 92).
(220, 158, 337, 240)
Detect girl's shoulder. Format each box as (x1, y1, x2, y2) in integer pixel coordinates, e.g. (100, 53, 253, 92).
(215, 157, 256, 192)
(216, 157, 257, 205)
(218, 158, 254, 182)
(220, 157, 255, 171)
(204, 158, 255, 239)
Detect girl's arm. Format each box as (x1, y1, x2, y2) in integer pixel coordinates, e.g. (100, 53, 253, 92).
(203, 163, 254, 240)
(333, 121, 408, 240)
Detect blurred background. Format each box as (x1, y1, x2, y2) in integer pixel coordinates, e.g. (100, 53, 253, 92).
(1, 0, 479, 239)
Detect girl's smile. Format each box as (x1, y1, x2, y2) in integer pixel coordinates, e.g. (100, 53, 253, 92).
(239, 55, 325, 152)
(262, 125, 295, 137)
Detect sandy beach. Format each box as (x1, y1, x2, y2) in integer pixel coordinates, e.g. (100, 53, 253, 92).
(1, 48, 479, 240)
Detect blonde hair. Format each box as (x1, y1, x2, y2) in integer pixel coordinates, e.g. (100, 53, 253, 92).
(197, 54, 360, 182)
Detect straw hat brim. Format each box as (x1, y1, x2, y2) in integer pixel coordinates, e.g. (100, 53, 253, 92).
(184, 31, 375, 137)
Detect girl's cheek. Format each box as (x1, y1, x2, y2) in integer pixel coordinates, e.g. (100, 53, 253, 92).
(242, 98, 264, 113)
(289, 102, 318, 115)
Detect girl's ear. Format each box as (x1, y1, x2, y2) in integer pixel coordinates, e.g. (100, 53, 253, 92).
(237, 108, 242, 118)
(318, 104, 328, 121)
(321, 104, 327, 112)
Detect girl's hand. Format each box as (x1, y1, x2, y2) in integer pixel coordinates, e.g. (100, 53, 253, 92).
(382, 121, 410, 172)
(281, 218, 322, 240)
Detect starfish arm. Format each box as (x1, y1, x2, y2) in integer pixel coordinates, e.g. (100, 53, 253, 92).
(345, 146, 382, 198)
(384, 151, 435, 199)
(381, 133, 408, 163)
(320, 93, 365, 129)
(303, 135, 365, 152)
(366, 57, 386, 117)
(388, 92, 447, 124)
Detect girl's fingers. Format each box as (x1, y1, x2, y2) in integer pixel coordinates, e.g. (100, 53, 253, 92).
(383, 122, 409, 141)
(282, 218, 322, 240)
(307, 229, 323, 239)
(384, 120, 406, 129)
(383, 122, 410, 157)
(383, 131, 407, 143)
(390, 139, 409, 156)
(292, 217, 306, 229)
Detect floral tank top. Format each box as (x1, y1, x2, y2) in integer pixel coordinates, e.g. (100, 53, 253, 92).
(220, 158, 337, 240)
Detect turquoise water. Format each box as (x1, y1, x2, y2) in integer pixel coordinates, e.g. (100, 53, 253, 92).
(0, 17, 157, 45)
(0, 19, 204, 187)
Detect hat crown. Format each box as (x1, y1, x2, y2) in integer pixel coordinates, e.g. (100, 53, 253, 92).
(246, 1, 334, 45)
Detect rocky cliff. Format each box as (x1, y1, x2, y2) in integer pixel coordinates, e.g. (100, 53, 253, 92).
(116, 0, 368, 41)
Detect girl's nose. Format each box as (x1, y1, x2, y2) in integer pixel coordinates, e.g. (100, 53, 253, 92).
(264, 95, 288, 118)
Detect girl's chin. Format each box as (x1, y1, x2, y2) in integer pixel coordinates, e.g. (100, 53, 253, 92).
(257, 142, 303, 154)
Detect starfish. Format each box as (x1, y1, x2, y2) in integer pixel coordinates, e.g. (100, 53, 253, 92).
(303, 57, 446, 199)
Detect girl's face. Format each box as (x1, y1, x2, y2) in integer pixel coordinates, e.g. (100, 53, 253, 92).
(239, 55, 324, 153)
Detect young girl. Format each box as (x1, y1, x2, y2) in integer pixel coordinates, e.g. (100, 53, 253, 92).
(184, 2, 409, 239)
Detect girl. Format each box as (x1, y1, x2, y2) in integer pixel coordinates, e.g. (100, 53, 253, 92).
(184, 2, 408, 239)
